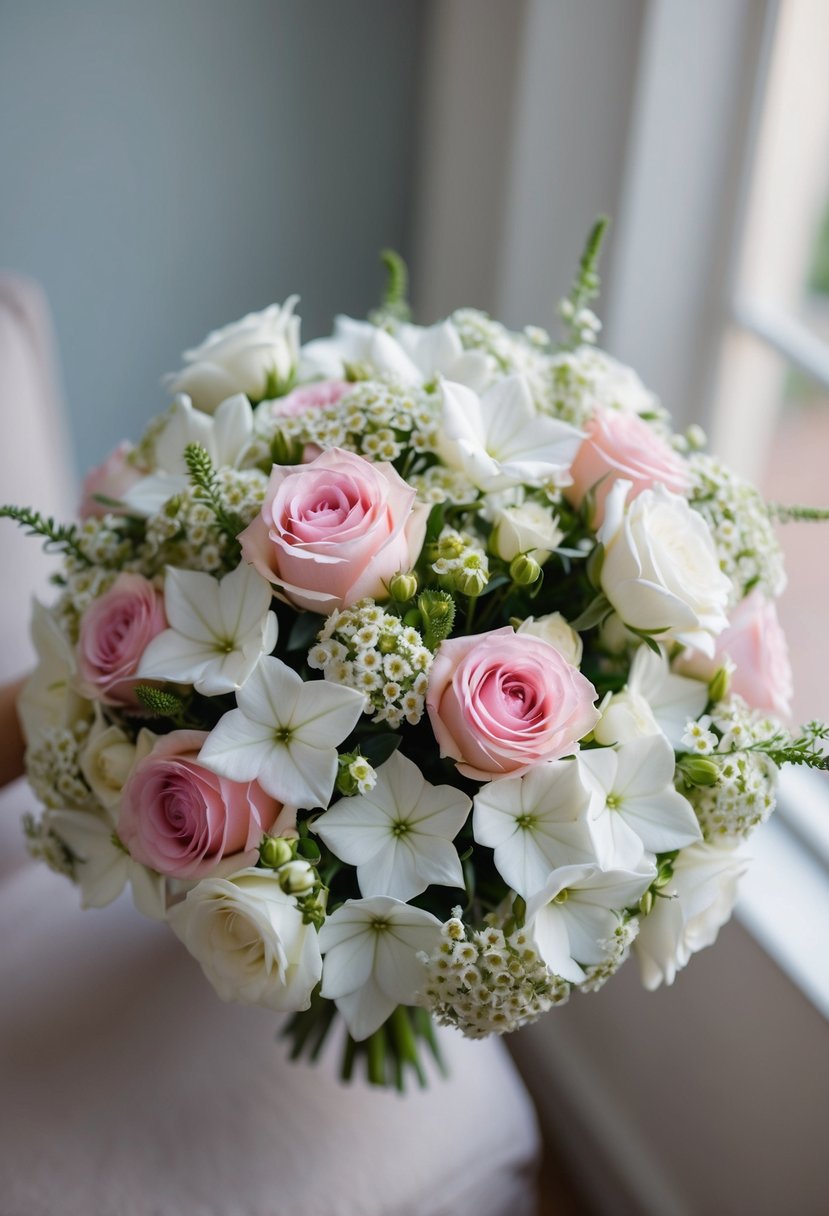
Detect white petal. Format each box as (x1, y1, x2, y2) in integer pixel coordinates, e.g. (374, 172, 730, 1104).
(376, 919, 438, 1003)
(357, 839, 424, 902)
(334, 976, 396, 1041)
(236, 656, 301, 727)
(211, 393, 255, 466)
(292, 679, 365, 747)
(261, 737, 338, 809)
(216, 560, 276, 642)
(621, 789, 702, 854)
(531, 905, 585, 983)
(163, 566, 222, 642)
(121, 472, 189, 517)
(562, 900, 618, 966)
(320, 928, 376, 999)
(198, 710, 276, 782)
(137, 628, 218, 683)
(130, 864, 167, 920)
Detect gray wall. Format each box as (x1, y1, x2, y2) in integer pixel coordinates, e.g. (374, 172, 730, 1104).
(0, 0, 423, 473)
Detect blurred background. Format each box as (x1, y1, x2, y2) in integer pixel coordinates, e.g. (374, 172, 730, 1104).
(2, 2, 828, 1213)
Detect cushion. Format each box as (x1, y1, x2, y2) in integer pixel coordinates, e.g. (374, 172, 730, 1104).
(0, 862, 540, 1216)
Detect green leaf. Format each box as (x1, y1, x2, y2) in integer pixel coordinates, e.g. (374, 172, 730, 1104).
(287, 611, 324, 652)
(570, 593, 611, 632)
(0, 504, 90, 565)
(360, 733, 402, 768)
(134, 685, 187, 717)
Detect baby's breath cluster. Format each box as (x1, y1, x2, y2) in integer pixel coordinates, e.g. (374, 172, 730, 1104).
(681, 698, 779, 839)
(22, 811, 75, 877)
(451, 308, 550, 380)
(428, 526, 490, 597)
(308, 599, 432, 729)
(578, 916, 640, 993)
(419, 911, 569, 1038)
(688, 453, 785, 603)
(263, 378, 439, 465)
(540, 345, 666, 428)
(26, 720, 96, 812)
(55, 564, 118, 639)
(141, 469, 266, 575)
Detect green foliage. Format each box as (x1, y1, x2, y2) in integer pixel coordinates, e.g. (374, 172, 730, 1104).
(752, 721, 829, 770)
(183, 443, 245, 551)
(373, 248, 411, 325)
(134, 685, 187, 718)
(0, 504, 89, 564)
(769, 503, 829, 523)
(560, 215, 609, 347)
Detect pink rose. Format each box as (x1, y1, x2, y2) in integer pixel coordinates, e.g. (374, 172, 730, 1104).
(239, 447, 429, 614)
(426, 626, 600, 780)
(565, 406, 689, 526)
(76, 573, 167, 707)
(79, 442, 143, 518)
(271, 379, 350, 418)
(118, 730, 280, 879)
(677, 590, 793, 719)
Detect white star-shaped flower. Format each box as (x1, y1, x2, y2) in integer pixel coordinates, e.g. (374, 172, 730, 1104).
(312, 751, 471, 901)
(47, 809, 166, 920)
(525, 863, 655, 983)
(319, 896, 442, 1040)
(580, 737, 702, 870)
(472, 759, 598, 899)
(123, 393, 255, 516)
(198, 655, 364, 809)
(137, 562, 278, 696)
(299, 315, 490, 390)
(437, 375, 583, 492)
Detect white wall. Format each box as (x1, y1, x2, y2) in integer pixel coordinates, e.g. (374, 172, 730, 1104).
(0, 0, 423, 472)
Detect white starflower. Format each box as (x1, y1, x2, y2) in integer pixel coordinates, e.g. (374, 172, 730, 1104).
(197, 655, 364, 809)
(299, 315, 490, 390)
(137, 561, 278, 695)
(579, 737, 702, 871)
(47, 809, 166, 919)
(472, 759, 597, 899)
(319, 896, 442, 1040)
(313, 751, 471, 901)
(17, 600, 88, 746)
(436, 375, 583, 492)
(124, 393, 255, 515)
(525, 863, 655, 983)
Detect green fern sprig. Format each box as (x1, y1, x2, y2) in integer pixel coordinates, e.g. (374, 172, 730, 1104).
(769, 503, 829, 524)
(183, 443, 245, 549)
(0, 504, 90, 564)
(748, 721, 829, 770)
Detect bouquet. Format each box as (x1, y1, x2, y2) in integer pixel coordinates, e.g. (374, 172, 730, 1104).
(6, 221, 826, 1089)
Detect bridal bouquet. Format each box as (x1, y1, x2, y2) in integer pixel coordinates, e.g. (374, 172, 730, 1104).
(6, 223, 826, 1088)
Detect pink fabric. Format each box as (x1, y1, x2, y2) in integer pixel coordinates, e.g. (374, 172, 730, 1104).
(0, 866, 540, 1216)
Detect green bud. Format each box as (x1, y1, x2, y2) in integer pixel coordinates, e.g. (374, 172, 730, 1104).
(509, 554, 542, 586)
(336, 767, 359, 796)
(512, 894, 527, 929)
(270, 429, 303, 466)
(678, 756, 721, 787)
(708, 666, 730, 705)
(259, 835, 295, 869)
(455, 566, 489, 597)
(639, 889, 654, 916)
(343, 360, 372, 383)
(378, 631, 398, 654)
(278, 859, 316, 895)
(389, 571, 418, 602)
(418, 590, 456, 649)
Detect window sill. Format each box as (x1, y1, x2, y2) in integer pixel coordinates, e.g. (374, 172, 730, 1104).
(736, 766, 829, 1021)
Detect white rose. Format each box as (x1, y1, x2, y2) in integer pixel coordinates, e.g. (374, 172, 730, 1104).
(517, 613, 583, 667)
(165, 298, 301, 414)
(633, 840, 748, 989)
(168, 867, 322, 1011)
(79, 714, 154, 813)
(598, 480, 730, 657)
(492, 502, 564, 564)
(593, 688, 659, 746)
